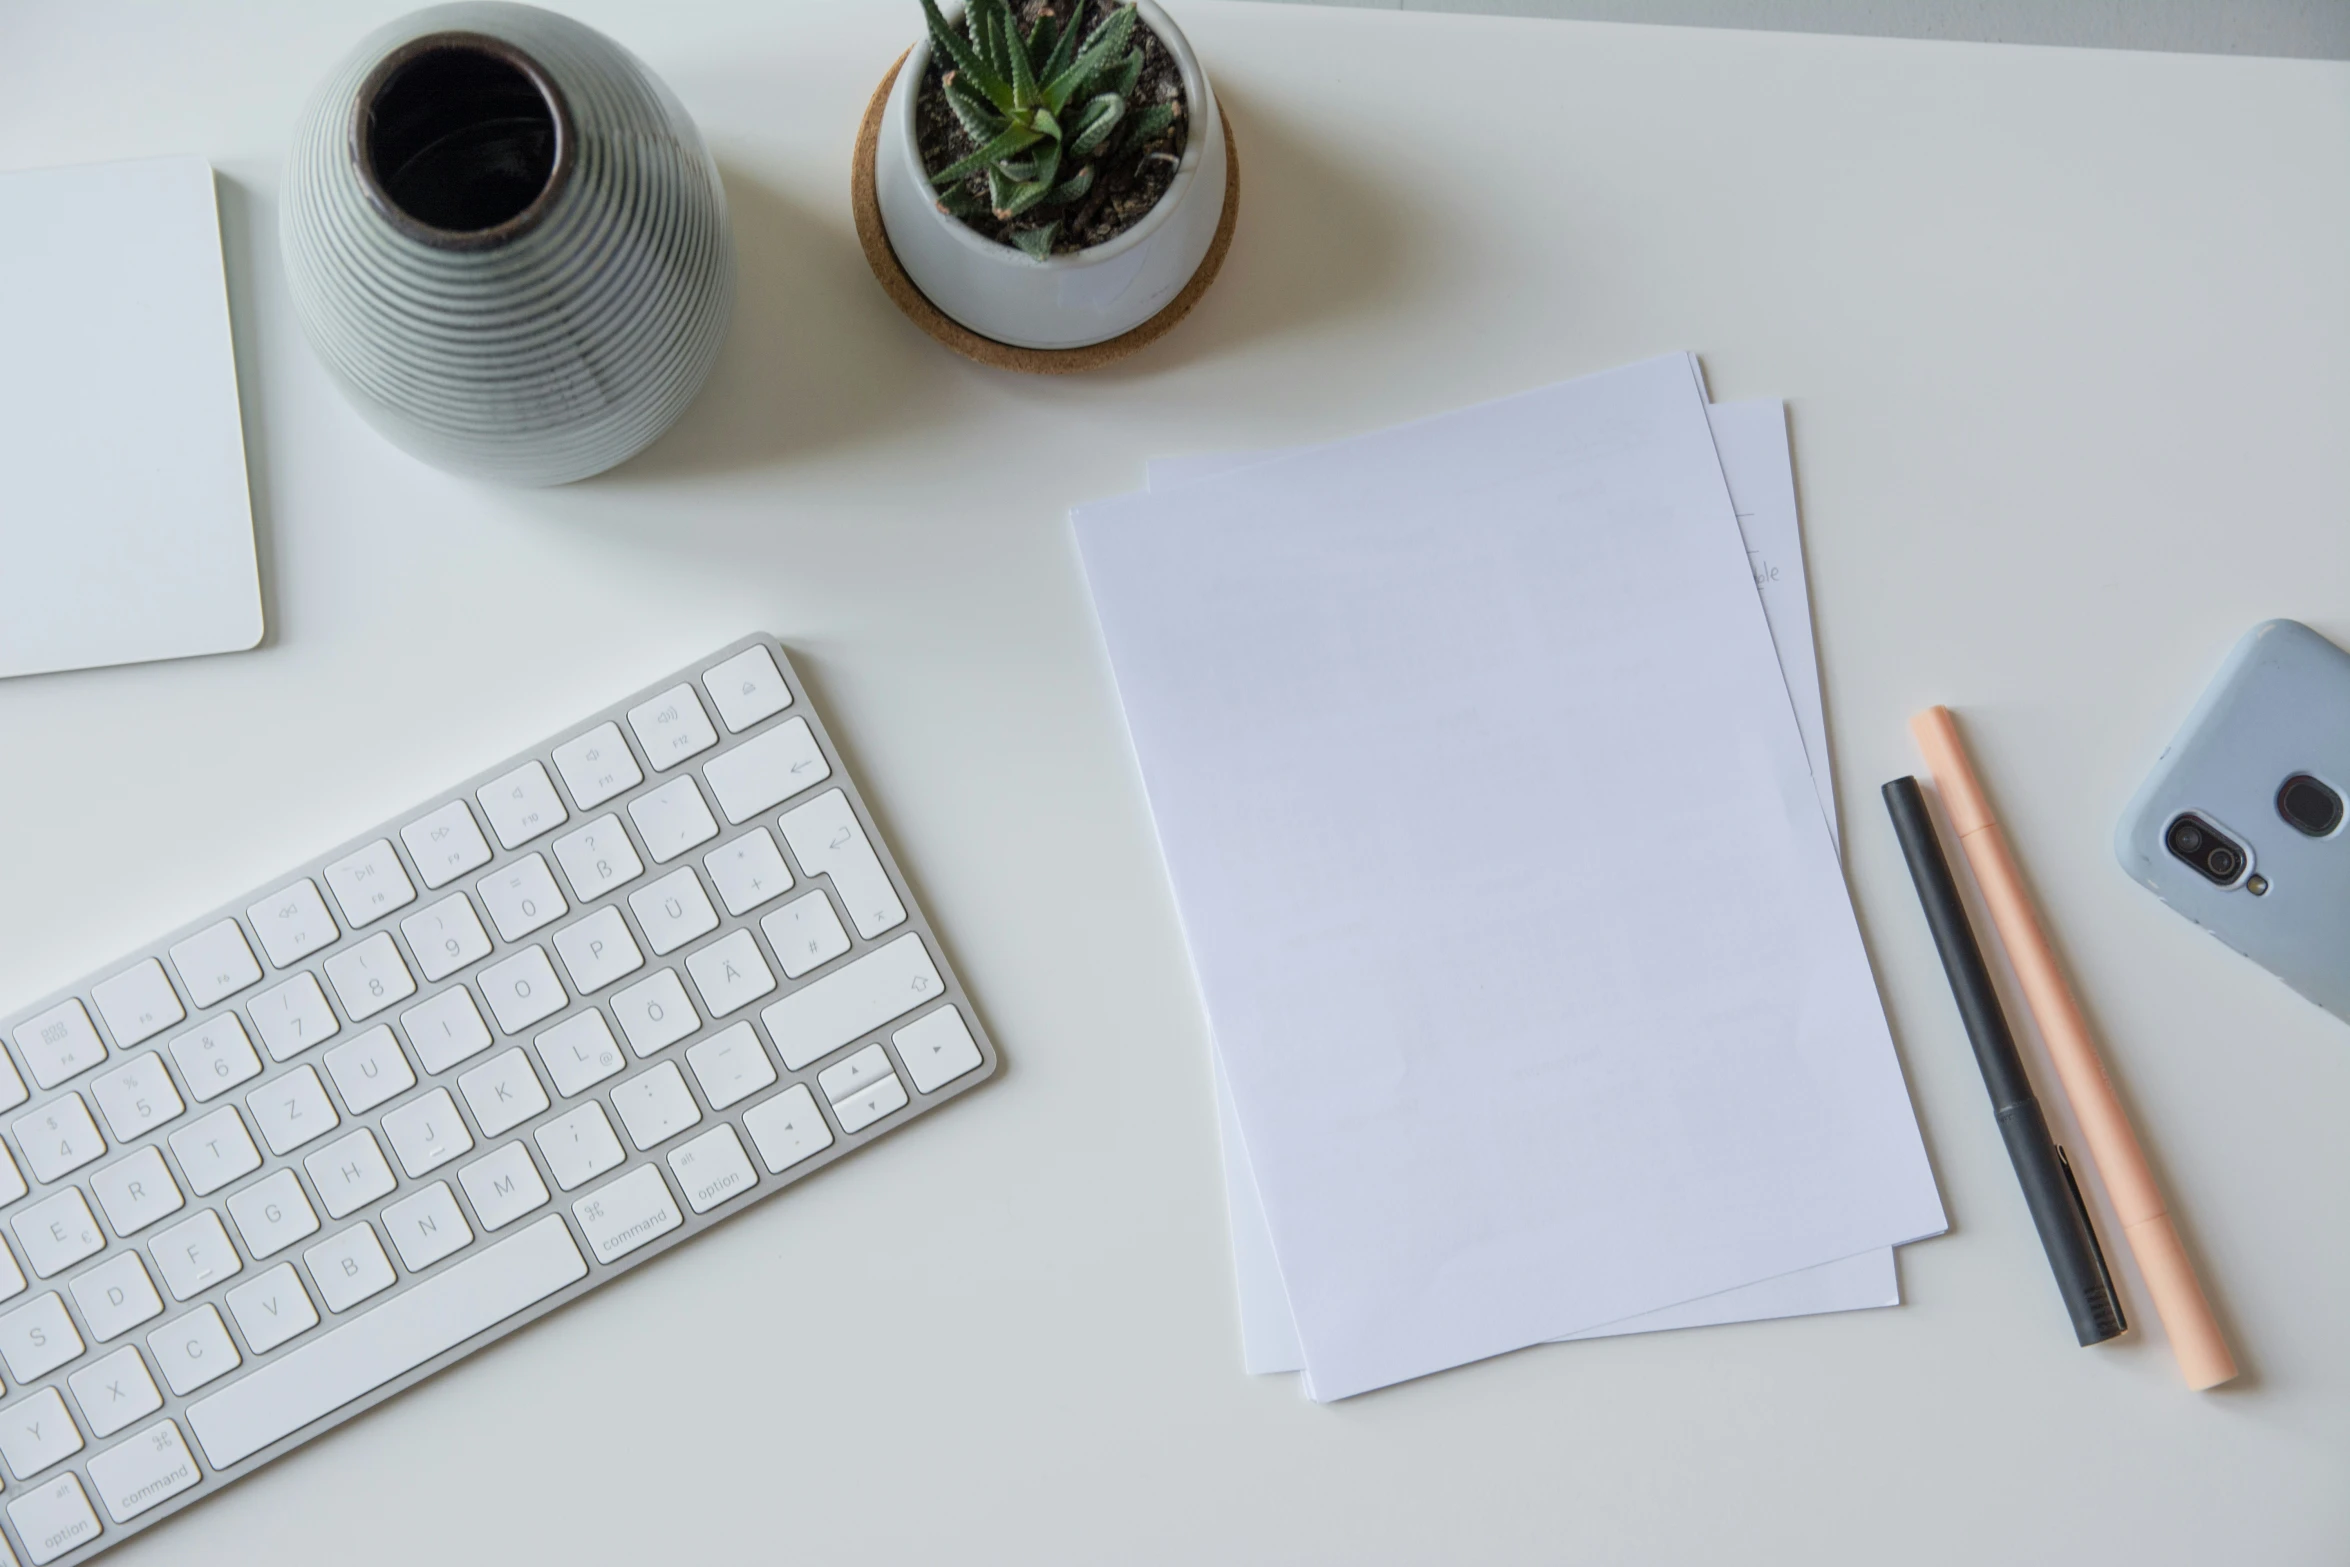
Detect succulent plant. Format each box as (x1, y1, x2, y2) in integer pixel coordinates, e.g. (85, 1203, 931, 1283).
(920, 0, 1182, 258)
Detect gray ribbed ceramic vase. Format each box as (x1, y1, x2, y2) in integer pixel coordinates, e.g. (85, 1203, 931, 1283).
(282, 3, 733, 485)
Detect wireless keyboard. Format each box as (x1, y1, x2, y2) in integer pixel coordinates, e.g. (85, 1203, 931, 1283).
(0, 635, 996, 1565)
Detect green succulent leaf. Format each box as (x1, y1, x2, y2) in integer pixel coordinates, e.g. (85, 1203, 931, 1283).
(1040, 0, 1087, 82)
(1011, 221, 1060, 260)
(1102, 48, 1143, 104)
(1049, 163, 1095, 205)
(1003, 0, 1039, 104)
(1069, 91, 1123, 156)
(1042, 2, 1135, 114)
(972, 0, 1013, 83)
(936, 183, 987, 219)
(931, 120, 1044, 186)
(923, 0, 1012, 111)
(1027, 11, 1060, 75)
(1119, 100, 1176, 153)
(944, 75, 1007, 141)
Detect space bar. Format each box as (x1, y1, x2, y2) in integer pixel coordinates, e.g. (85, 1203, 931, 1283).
(188, 1216, 587, 1468)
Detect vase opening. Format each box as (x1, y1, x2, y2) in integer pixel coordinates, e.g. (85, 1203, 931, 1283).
(358, 32, 571, 246)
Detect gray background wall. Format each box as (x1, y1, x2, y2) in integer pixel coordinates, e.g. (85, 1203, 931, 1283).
(1270, 0, 2350, 60)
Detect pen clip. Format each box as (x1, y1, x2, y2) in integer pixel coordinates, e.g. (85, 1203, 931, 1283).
(2055, 1144, 2127, 1337)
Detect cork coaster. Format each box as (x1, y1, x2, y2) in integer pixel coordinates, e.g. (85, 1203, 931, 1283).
(851, 51, 1239, 374)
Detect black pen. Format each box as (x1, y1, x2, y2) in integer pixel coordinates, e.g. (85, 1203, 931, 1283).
(1882, 775, 2126, 1346)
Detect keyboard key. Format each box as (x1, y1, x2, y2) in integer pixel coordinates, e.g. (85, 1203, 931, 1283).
(226, 1169, 319, 1260)
(832, 1072, 908, 1135)
(478, 853, 568, 943)
(478, 947, 565, 1035)
(761, 933, 943, 1070)
(572, 1165, 681, 1264)
(167, 920, 262, 1009)
(458, 1049, 547, 1137)
(401, 892, 492, 983)
(0, 1049, 23, 1114)
(894, 1006, 984, 1094)
(383, 1183, 472, 1271)
(69, 1252, 162, 1342)
(246, 1064, 339, 1156)
(400, 985, 492, 1073)
(69, 1346, 162, 1439)
(817, 1043, 894, 1106)
(0, 1386, 82, 1482)
(627, 684, 718, 771)
(147, 1305, 240, 1396)
(759, 889, 851, 980)
(669, 1124, 757, 1214)
(305, 1224, 395, 1313)
(90, 1147, 183, 1238)
(534, 1103, 625, 1192)
(400, 800, 492, 890)
(247, 879, 338, 969)
(323, 1025, 414, 1114)
(226, 1263, 317, 1353)
(704, 827, 794, 916)
(186, 1217, 584, 1469)
(89, 1051, 184, 1143)
(458, 1143, 548, 1232)
(150, 1211, 241, 1301)
(323, 932, 415, 1022)
(173, 1010, 262, 1099)
(247, 973, 338, 1062)
(14, 1092, 105, 1184)
(684, 929, 774, 1017)
(477, 760, 568, 850)
(612, 1062, 701, 1151)
(14, 1000, 107, 1090)
(0, 1143, 23, 1210)
(321, 839, 416, 929)
(611, 969, 697, 1057)
(169, 1108, 261, 1197)
(13, 1189, 105, 1277)
(629, 775, 719, 863)
(552, 905, 643, 995)
(381, 1089, 472, 1178)
(91, 959, 183, 1050)
(628, 868, 717, 955)
(780, 788, 906, 938)
(741, 1084, 833, 1174)
(552, 814, 644, 902)
(685, 1022, 775, 1110)
(7, 1471, 101, 1563)
(704, 717, 830, 824)
(702, 645, 792, 732)
(86, 1418, 201, 1523)
(0, 1293, 84, 1382)
(533, 1010, 625, 1097)
(551, 722, 642, 811)
(303, 1129, 395, 1220)
(171, 1013, 264, 1103)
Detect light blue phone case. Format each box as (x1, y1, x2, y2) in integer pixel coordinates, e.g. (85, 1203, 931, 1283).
(2116, 619, 2350, 1024)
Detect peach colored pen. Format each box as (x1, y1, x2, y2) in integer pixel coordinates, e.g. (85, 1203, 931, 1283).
(1911, 706, 2236, 1389)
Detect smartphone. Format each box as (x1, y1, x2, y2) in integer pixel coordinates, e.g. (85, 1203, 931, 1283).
(2116, 619, 2350, 1023)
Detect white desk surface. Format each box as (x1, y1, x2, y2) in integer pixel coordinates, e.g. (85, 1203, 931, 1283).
(4, 2, 2346, 1561)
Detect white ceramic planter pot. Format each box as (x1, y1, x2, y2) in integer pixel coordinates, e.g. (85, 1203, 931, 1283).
(874, 0, 1225, 351)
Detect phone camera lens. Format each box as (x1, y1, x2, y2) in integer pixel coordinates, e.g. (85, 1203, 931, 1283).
(2277, 774, 2344, 837)
(2166, 813, 2248, 886)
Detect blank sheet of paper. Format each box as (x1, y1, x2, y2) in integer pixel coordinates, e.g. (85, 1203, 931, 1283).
(1163, 400, 1896, 1378)
(1075, 356, 1943, 1399)
(0, 156, 262, 681)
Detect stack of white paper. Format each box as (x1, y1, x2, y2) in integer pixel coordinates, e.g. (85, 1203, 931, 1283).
(1073, 355, 1945, 1400)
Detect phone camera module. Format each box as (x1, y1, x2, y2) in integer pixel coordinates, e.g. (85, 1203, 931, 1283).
(2276, 774, 2344, 837)
(2166, 814, 2248, 886)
